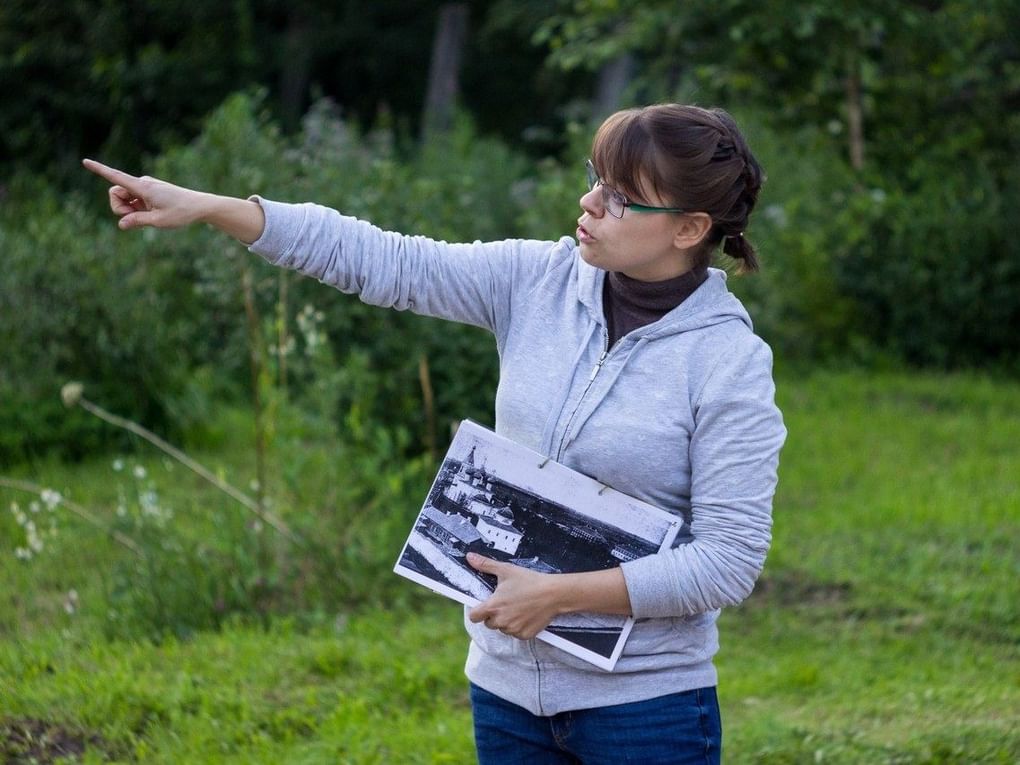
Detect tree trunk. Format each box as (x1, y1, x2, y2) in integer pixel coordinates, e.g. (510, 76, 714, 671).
(846, 48, 865, 172)
(280, 14, 314, 131)
(594, 53, 635, 119)
(422, 3, 470, 139)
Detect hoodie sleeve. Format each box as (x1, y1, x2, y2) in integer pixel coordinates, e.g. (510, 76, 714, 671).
(620, 335, 786, 618)
(247, 197, 567, 344)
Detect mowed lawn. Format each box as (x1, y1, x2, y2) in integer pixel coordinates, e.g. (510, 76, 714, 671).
(1, 370, 1017, 763)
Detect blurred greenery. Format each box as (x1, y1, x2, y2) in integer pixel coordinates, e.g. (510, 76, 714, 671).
(4, 0, 1016, 462)
(1, 370, 1017, 762)
(1, 5, 1018, 758)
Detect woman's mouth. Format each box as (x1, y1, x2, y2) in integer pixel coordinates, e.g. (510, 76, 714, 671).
(576, 223, 595, 243)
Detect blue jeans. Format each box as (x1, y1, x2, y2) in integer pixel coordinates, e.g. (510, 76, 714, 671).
(470, 683, 722, 765)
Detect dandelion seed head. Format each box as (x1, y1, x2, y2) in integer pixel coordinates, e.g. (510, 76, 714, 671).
(61, 382, 84, 408)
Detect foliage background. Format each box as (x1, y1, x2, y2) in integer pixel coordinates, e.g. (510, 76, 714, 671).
(3, 0, 1018, 463)
(1, 2, 1018, 762)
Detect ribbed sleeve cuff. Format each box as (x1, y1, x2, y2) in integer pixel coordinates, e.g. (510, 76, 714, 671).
(620, 553, 677, 619)
(246, 195, 306, 263)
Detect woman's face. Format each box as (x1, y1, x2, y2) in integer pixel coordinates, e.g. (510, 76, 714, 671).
(576, 173, 696, 282)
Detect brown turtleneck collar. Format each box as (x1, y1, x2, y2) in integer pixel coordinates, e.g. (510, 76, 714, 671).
(602, 266, 709, 347)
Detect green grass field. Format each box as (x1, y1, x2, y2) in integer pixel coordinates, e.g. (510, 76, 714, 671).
(2, 370, 1018, 763)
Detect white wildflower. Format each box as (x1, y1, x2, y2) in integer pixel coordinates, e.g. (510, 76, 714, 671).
(763, 204, 788, 228)
(40, 489, 61, 510)
(63, 589, 79, 615)
(29, 501, 41, 514)
(112, 458, 125, 472)
(15, 547, 31, 560)
(139, 490, 160, 516)
(133, 465, 147, 480)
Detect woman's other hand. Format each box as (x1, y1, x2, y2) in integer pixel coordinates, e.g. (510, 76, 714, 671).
(467, 553, 562, 640)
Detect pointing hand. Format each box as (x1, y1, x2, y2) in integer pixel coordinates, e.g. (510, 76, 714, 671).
(82, 158, 206, 230)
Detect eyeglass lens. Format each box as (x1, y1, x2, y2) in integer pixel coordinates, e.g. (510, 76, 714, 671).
(585, 160, 624, 218)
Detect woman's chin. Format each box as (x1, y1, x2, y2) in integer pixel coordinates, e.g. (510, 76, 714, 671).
(577, 242, 599, 266)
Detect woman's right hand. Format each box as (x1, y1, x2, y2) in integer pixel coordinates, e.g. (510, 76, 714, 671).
(82, 159, 207, 230)
(83, 158, 266, 243)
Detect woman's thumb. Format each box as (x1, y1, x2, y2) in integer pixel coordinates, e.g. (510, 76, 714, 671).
(467, 552, 498, 573)
(119, 211, 154, 230)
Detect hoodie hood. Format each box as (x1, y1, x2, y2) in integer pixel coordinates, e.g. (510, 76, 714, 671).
(576, 258, 753, 340)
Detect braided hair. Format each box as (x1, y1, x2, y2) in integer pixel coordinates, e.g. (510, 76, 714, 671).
(591, 104, 765, 273)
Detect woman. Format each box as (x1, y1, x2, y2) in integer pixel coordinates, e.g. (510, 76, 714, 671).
(85, 103, 786, 764)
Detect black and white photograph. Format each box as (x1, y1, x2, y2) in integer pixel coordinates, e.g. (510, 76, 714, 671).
(394, 421, 685, 670)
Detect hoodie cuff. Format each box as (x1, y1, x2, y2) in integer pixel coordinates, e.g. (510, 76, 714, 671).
(246, 195, 308, 263)
(620, 553, 677, 619)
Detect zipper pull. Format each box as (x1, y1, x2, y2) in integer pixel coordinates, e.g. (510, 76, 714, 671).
(589, 350, 608, 382)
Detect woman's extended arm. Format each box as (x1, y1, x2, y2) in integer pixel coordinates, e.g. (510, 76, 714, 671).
(82, 159, 265, 244)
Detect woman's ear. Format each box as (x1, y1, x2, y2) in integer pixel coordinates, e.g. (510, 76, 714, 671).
(673, 213, 713, 250)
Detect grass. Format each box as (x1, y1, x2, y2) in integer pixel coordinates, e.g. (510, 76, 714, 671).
(1, 369, 1018, 763)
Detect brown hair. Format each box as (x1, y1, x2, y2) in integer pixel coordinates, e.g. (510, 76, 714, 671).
(591, 104, 764, 273)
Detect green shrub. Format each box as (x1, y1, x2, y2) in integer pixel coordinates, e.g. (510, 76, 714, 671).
(0, 181, 199, 464)
(832, 157, 1020, 369)
(1, 92, 539, 464)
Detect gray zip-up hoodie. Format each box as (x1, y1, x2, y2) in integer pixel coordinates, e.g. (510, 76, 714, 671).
(249, 198, 787, 716)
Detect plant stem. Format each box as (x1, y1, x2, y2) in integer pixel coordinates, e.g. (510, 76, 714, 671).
(73, 396, 301, 545)
(241, 266, 268, 521)
(418, 353, 438, 463)
(0, 476, 146, 557)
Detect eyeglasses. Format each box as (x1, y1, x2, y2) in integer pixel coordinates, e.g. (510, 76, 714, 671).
(585, 159, 686, 218)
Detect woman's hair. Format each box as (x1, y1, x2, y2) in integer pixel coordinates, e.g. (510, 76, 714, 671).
(591, 104, 765, 273)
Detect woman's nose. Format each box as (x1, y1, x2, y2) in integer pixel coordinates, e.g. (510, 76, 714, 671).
(580, 186, 604, 217)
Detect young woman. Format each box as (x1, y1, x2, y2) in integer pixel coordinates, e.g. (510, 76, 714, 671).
(85, 103, 786, 764)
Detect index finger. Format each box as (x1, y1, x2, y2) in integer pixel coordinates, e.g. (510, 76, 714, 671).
(468, 602, 492, 623)
(82, 158, 140, 189)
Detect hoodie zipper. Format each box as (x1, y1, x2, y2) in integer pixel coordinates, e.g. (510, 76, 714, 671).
(555, 326, 610, 460)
